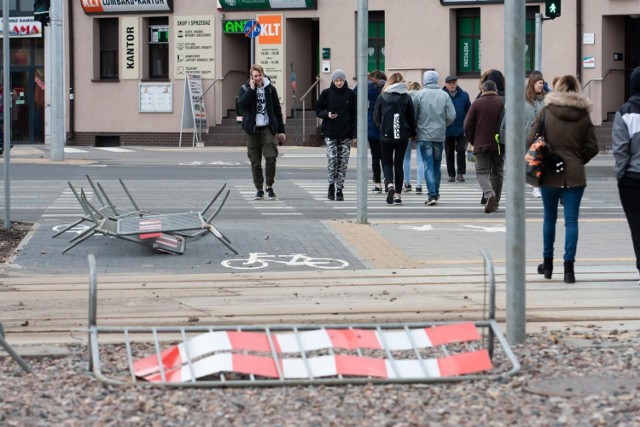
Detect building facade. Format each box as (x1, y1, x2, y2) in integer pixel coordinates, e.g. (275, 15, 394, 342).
(11, 0, 640, 146)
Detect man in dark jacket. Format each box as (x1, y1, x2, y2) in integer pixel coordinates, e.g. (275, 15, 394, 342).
(316, 69, 357, 201)
(464, 80, 504, 213)
(238, 64, 286, 200)
(612, 66, 640, 283)
(443, 75, 471, 182)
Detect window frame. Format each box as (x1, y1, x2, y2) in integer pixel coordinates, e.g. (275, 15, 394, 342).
(146, 17, 170, 81)
(455, 8, 481, 77)
(98, 18, 119, 81)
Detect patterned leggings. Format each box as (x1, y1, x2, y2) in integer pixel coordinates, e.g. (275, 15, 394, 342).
(325, 138, 351, 189)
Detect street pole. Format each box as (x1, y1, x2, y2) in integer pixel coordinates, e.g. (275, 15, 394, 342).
(356, 0, 368, 224)
(505, 0, 527, 344)
(50, 0, 64, 161)
(535, 13, 542, 72)
(2, 0, 11, 227)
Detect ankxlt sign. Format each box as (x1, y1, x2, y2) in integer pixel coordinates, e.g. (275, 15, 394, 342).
(217, 0, 316, 11)
(81, 0, 173, 14)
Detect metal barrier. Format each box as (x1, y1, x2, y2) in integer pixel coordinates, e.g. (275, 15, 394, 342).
(0, 321, 32, 373)
(87, 253, 519, 387)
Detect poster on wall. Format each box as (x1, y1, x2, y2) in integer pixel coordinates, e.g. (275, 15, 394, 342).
(174, 16, 215, 80)
(256, 14, 284, 104)
(121, 17, 139, 80)
(182, 74, 208, 131)
(139, 83, 173, 113)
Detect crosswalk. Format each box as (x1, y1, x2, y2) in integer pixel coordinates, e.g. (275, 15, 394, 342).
(64, 147, 135, 153)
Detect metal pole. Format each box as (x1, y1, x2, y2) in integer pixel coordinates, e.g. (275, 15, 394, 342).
(2, 0, 11, 227)
(535, 13, 542, 72)
(505, 0, 527, 344)
(355, 0, 368, 224)
(50, 0, 64, 161)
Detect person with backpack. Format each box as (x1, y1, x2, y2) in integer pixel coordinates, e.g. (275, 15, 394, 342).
(524, 71, 547, 198)
(355, 70, 387, 194)
(373, 72, 417, 204)
(316, 69, 357, 201)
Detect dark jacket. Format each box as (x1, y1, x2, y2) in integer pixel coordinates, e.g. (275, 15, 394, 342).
(443, 86, 471, 138)
(527, 91, 598, 188)
(464, 91, 504, 154)
(372, 83, 417, 142)
(238, 76, 285, 135)
(316, 82, 357, 139)
(612, 94, 640, 180)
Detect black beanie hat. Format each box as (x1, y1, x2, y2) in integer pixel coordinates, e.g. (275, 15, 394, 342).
(631, 66, 640, 96)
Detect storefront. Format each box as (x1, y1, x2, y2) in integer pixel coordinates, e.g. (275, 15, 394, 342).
(65, 0, 640, 146)
(0, 14, 45, 144)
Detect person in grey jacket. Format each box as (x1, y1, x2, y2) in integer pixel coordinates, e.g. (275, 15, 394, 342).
(524, 71, 547, 198)
(412, 70, 456, 206)
(612, 66, 640, 284)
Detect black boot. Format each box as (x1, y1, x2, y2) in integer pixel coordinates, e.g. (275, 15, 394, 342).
(328, 184, 335, 201)
(537, 257, 553, 279)
(336, 189, 344, 201)
(564, 261, 575, 284)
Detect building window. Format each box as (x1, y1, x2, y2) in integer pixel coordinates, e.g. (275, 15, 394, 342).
(147, 17, 169, 80)
(99, 18, 119, 80)
(456, 9, 480, 76)
(525, 6, 539, 74)
(368, 12, 384, 73)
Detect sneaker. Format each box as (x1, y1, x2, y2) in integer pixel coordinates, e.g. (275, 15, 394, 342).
(493, 202, 500, 212)
(456, 174, 465, 182)
(485, 194, 496, 213)
(532, 187, 542, 198)
(386, 185, 395, 205)
(372, 185, 382, 194)
(336, 189, 344, 201)
(254, 189, 264, 200)
(328, 184, 335, 201)
(425, 196, 437, 206)
(435, 195, 440, 201)
(403, 183, 412, 192)
(448, 176, 455, 183)
(266, 187, 277, 200)
(415, 186, 423, 194)
(481, 196, 486, 205)
(394, 197, 402, 205)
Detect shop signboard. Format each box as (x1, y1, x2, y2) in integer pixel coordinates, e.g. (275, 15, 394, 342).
(256, 14, 284, 104)
(81, 0, 173, 14)
(0, 17, 42, 38)
(174, 16, 215, 79)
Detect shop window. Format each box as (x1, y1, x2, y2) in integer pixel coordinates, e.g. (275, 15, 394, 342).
(456, 9, 480, 76)
(99, 18, 119, 80)
(147, 17, 169, 80)
(367, 12, 384, 73)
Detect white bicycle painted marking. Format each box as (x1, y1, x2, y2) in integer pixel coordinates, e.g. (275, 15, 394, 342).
(222, 252, 350, 270)
(179, 161, 240, 166)
(52, 224, 94, 235)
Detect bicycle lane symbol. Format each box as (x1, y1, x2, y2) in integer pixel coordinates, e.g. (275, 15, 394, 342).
(179, 161, 241, 166)
(221, 253, 350, 270)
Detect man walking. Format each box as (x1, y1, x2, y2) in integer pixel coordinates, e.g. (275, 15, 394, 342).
(464, 80, 504, 213)
(413, 70, 456, 206)
(443, 75, 471, 182)
(238, 64, 286, 200)
(612, 66, 640, 284)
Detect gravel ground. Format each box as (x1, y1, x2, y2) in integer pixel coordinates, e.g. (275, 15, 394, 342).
(1, 328, 639, 426)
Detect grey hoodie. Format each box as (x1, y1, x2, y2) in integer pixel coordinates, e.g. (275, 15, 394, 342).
(612, 67, 640, 179)
(413, 72, 456, 142)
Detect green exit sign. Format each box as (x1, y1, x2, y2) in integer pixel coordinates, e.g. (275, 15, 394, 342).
(223, 20, 249, 34)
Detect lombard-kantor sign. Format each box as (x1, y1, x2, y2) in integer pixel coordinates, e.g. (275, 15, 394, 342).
(81, 0, 173, 14)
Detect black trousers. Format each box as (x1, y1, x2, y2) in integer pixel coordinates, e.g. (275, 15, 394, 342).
(368, 138, 382, 184)
(381, 138, 409, 192)
(444, 135, 467, 177)
(618, 176, 640, 271)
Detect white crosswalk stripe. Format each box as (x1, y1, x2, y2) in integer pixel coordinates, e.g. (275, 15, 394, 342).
(235, 185, 303, 216)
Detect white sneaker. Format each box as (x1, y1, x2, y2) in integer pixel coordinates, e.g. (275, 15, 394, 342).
(532, 187, 542, 198)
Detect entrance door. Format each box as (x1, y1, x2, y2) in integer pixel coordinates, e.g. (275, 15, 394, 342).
(7, 68, 44, 144)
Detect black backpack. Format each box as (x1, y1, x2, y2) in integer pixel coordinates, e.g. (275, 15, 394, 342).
(380, 94, 408, 141)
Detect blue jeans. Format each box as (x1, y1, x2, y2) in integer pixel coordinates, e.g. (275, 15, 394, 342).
(418, 141, 443, 198)
(541, 186, 585, 262)
(403, 140, 424, 187)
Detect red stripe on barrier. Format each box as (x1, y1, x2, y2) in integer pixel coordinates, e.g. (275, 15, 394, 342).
(140, 233, 162, 239)
(227, 331, 274, 352)
(335, 355, 388, 378)
(133, 346, 182, 377)
(425, 322, 481, 346)
(233, 354, 280, 378)
(437, 350, 493, 377)
(327, 329, 381, 350)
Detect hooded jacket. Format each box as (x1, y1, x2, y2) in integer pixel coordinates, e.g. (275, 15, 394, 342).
(316, 81, 357, 139)
(372, 82, 417, 142)
(527, 91, 599, 188)
(612, 67, 640, 180)
(238, 76, 285, 136)
(412, 72, 456, 142)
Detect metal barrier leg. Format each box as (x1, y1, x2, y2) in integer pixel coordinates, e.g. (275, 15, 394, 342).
(0, 322, 33, 373)
(481, 250, 496, 360)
